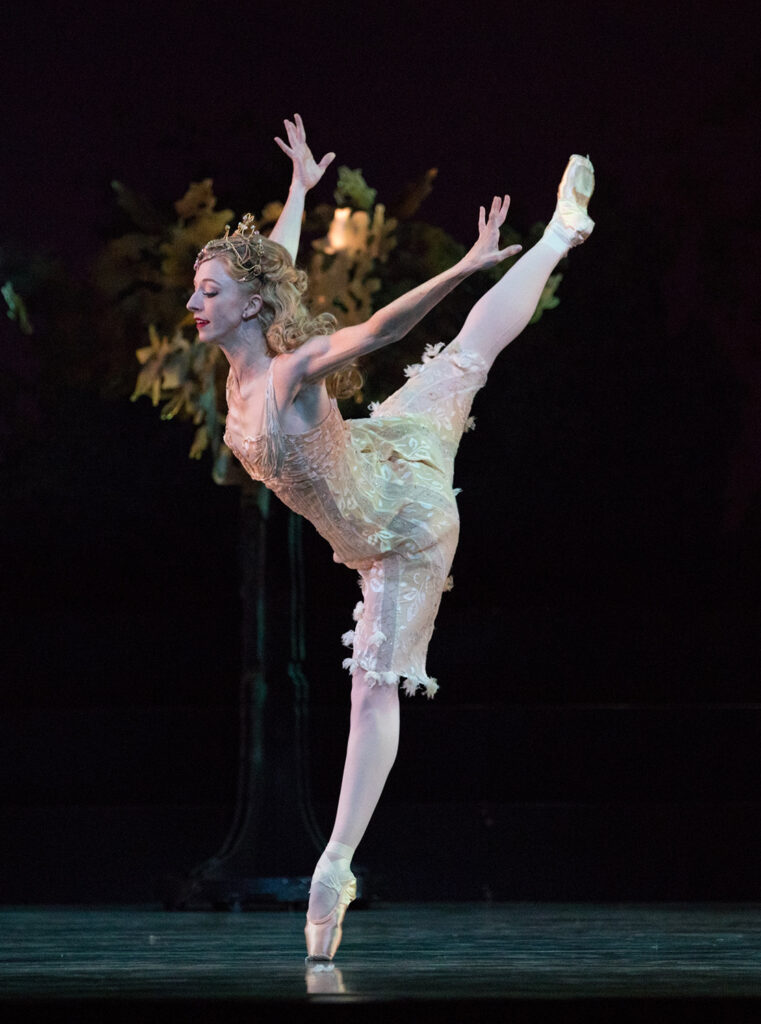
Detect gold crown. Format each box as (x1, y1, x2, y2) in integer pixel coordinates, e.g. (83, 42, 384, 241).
(194, 213, 264, 280)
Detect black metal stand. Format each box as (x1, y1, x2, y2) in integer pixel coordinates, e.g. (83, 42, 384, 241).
(163, 483, 329, 909)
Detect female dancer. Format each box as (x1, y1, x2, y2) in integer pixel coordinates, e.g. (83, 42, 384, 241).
(188, 115, 594, 960)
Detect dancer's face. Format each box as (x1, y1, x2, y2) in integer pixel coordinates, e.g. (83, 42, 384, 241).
(187, 257, 256, 343)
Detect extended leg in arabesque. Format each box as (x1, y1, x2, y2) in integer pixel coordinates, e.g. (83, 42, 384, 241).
(452, 154, 595, 370)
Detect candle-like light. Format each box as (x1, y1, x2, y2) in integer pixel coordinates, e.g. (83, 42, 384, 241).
(325, 208, 370, 254)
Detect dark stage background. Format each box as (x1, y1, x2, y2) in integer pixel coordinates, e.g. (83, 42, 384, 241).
(1, 2, 759, 903)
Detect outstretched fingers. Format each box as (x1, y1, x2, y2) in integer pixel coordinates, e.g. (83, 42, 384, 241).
(478, 196, 510, 234)
(274, 113, 335, 188)
(469, 195, 521, 269)
(491, 194, 510, 227)
(274, 115, 301, 156)
(491, 196, 520, 259)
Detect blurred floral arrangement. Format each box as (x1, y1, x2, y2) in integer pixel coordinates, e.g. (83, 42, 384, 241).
(93, 165, 562, 484)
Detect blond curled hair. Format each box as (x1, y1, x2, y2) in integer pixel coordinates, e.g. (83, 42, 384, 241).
(195, 229, 362, 400)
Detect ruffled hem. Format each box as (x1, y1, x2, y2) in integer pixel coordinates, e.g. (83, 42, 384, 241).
(341, 601, 439, 698)
(341, 655, 440, 699)
(402, 342, 489, 380)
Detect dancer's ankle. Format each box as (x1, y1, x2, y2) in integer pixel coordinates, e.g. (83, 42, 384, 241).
(540, 226, 572, 257)
(323, 840, 354, 865)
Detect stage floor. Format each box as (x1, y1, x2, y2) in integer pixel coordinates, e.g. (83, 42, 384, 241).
(1, 903, 760, 1020)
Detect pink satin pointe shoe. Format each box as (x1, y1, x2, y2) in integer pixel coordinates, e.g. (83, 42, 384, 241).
(547, 154, 595, 248)
(304, 862, 357, 961)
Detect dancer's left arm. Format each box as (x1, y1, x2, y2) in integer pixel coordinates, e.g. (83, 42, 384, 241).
(268, 114, 335, 261)
(290, 197, 521, 385)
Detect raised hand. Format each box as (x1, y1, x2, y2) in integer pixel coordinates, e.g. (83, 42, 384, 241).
(463, 196, 522, 271)
(275, 114, 335, 192)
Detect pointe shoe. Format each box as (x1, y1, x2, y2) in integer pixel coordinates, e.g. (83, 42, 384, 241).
(304, 862, 357, 961)
(546, 154, 595, 249)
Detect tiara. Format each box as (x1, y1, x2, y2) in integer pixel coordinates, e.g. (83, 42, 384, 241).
(194, 213, 264, 279)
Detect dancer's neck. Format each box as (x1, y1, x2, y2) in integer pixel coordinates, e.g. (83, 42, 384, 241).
(219, 324, 271, 394)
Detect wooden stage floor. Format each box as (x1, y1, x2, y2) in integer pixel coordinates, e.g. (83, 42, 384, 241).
(1, 903, 761, 1021)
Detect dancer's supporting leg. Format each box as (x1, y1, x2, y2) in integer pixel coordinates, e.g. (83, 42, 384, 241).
(307, 670, 399, 921)
(453, 154, 594, 370)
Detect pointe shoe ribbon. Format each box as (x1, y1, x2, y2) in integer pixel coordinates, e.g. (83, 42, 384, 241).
(304, 863, 357, 961)
(547, 154, 595, 248)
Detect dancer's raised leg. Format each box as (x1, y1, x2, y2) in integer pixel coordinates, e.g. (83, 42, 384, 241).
(305, 670, 399, 958)
(453, 154, 595, 370)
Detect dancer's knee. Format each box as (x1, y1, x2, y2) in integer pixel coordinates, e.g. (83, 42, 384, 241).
(350, 669, 399, 725)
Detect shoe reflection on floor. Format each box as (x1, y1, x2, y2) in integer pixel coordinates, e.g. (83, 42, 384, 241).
(305, 962, 347, 995)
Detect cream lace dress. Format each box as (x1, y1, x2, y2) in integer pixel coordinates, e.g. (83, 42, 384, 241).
(224, 342, 488, 698)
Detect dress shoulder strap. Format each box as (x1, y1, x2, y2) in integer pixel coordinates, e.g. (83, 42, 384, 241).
(262, 355, 285, 477)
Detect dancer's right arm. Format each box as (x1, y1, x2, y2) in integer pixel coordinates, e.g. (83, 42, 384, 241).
(288, 197, 522, 386)
(269, 114, 335, 262)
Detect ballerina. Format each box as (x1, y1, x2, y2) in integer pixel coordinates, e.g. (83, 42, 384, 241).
(187, 115, 594, 960)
